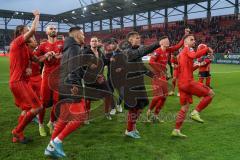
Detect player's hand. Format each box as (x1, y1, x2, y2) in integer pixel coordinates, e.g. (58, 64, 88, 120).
(26, 68, 32, 76)
(110, 57, 115, 62)
(193, 62, 200, 68)
(115, 68, 122, 73)
(96, 74, 105, 84)
(44, 51, 52, 58)
(208, 47, 214, 55)
(33, 10, 40, 17)
(185, 28, 191, 35)
(45, 51, 54, 61)
(200, 61, 207, 66)
(71, 85, 79, 96)
(53, 53, 62, 59)
(208, 54, 214, 60)
(90, 64, 97, 70)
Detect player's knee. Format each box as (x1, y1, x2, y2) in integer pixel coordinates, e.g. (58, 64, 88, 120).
(181, 103, 189, 111)
(21, 110, 27, 115)
(208, 90, 215, 98)
(33, 106, 43, 114)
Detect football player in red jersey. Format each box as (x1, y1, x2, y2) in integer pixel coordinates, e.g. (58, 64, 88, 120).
(27, 37, 42, 98)
(9, 10, 43, 144)
(44, 27, 87, 158)
(168, 52, 179, 96)
(34, 24, 64, 136)
(197, 44, 213, 88)
(146, 28, 190, 123)
(171, 35, 215, 138)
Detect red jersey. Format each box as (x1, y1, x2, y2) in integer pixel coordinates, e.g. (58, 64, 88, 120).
(9, 35, 30, 83)
(149, 40, 183, 76)
(34, 40, 63, 73)
(170, 54, 178, 69)
(29, 49, 41, 77)
(198, 56, 211, 72)
(178, 46, 209, 84)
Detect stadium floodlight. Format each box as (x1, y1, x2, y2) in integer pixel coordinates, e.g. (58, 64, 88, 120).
(100, 2, 103, 6)
(84, 7, 87, 11)
(132, 2, 137, 6)
(72, 10, 75, 14)
(116, 6, 122, 10)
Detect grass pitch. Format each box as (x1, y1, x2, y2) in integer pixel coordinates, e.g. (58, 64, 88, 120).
(0, 56, 240, 160)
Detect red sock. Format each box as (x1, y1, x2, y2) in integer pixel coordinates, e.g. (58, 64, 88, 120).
(154, 97, 166, 115)
(85, 100, 91, 111)
(127, 108, 140, 132)
(196, 96, 213, 112)
(18, 114, 25, 123)
(38, 107, 46, 124)
(199, 77, 204, 84)
(175, 106, 189, 130)
(172, 79, 176, 91)
(51, 119, 67, 140)
(15, 111, 36, 133)
(85, 100, 91, 120)
(58, 121, 82, 141)
(149, 97, 160, 110)
(50, 105, 56, 123)
(206, 77, 211, 87)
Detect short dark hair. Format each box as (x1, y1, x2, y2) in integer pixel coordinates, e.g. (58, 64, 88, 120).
(159, 36, 169, 41)
(91, 36, 98, 40)
(103, 38, 118, 44)
(14, 25, 26, 38)
(183, 34, 195, 40)
(69, 26, 82, 33)
(126, 31, 139, 40)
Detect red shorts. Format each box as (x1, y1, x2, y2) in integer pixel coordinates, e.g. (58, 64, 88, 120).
(29, 75, 42, 98)
(41, 72, 59, 108)
(178, 81, 211, 105)
(9, 81, 42, 111)
(152, 76, 168, 97)
(58, 100, 87, 122)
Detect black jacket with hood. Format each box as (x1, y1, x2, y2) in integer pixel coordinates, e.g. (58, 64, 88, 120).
(58, 37, 85, 102)
(111, 41, 160, 109)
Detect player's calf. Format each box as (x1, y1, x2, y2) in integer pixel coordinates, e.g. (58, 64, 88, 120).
(191, 89, 215, 123)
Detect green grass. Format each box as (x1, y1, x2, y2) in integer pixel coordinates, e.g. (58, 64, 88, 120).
(0, 56, 240, 160)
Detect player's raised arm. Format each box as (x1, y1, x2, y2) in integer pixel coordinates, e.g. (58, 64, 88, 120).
(23, 10, 40, 42)
(167, 28, 190, 52)
(187, 47, 209, 59)
(182, 34, 208, 59)
(126, 42, 160, 61)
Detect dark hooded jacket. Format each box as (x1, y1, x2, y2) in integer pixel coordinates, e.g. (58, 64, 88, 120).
(111, 41, 160, 109)
(58, 37, 85, 102)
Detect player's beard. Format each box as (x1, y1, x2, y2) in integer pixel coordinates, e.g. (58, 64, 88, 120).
(92, 46, 98, 49)
(49, 31, 57, 38)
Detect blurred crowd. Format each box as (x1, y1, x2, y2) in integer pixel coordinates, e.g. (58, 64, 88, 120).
(1, 15, 239, 54)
